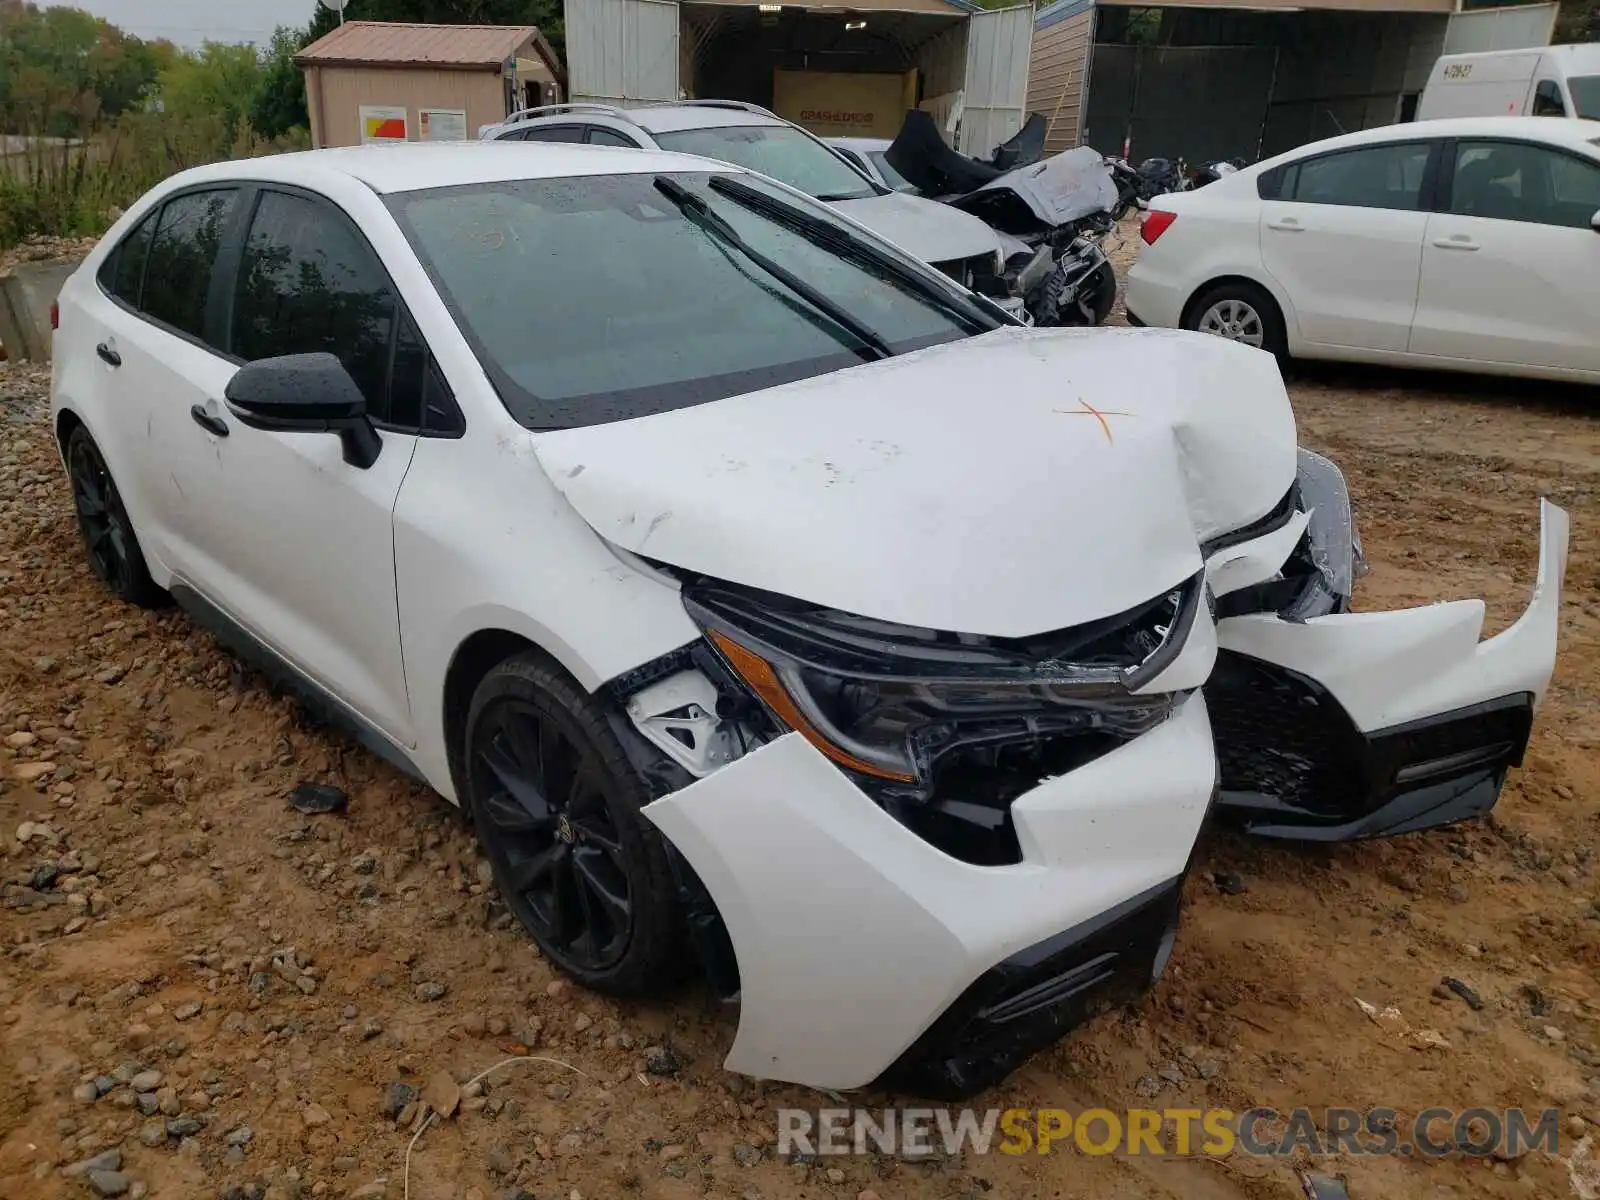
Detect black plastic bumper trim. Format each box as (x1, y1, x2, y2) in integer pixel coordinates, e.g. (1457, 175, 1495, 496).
(1207, 649, 1533, 841)
(871, 873, 1187, 1101)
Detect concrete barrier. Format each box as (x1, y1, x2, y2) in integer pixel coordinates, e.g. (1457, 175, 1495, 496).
(0, 258, 82, 362)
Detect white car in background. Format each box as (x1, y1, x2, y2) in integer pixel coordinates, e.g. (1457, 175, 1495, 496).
(482, 101, 1010, 291)
(1126, 116, 1600, 383)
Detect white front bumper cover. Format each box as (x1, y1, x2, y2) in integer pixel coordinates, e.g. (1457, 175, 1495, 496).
(643, 692, 1216, 1099)
(1207, 488, 1568, 841)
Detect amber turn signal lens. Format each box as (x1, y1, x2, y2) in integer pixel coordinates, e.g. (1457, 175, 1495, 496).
(708, 629, 914, 782)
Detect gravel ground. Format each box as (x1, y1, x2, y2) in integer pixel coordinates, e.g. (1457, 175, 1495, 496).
(2, 264, 1599, 1200)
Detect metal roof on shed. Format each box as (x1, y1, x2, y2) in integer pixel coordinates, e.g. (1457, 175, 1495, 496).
(295, 21, 539, 70)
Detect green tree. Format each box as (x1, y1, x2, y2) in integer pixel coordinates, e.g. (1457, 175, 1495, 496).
(1554, 0, 1597, 42)
(157, 40, 264, 137)
(249, 27, 310, 139)
(0, 1, 161, 135)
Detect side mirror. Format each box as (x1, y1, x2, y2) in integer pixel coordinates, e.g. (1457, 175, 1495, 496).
(1592, 209, 1600, 234)
(224, 352, 382, 469)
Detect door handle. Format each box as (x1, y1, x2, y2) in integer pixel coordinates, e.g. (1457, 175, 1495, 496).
(96, 342, 121, 367)
(1432, 236, 1479, 251)
(189, 405, 229, 438)
(1266, 218, 1304, 231)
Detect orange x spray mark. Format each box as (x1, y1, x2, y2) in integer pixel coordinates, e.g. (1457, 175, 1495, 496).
(1054, 398, 1133, 445)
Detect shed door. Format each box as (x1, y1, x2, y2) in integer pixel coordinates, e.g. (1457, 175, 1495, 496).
(958, 4, 1033, 159)
(565, 0, 680, 103)
(1443, 3, 1559, 54)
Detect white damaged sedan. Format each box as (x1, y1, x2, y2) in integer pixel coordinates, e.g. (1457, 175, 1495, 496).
(51, 143, 1568, 1100)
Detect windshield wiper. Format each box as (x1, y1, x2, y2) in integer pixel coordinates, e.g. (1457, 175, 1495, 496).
(652, 176, 892, 361)
(707, 174, 997, 331)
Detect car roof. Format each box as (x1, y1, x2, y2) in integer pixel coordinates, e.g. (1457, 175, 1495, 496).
(154, 141, 733, 196)
(826, 137, 894, 153)
(1275, 116, 1600, 159)
(617, 104, 791, 134)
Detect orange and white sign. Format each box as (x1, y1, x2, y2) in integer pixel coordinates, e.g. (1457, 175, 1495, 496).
(360, 105, 408, 143)
(773, 70, 917, 140)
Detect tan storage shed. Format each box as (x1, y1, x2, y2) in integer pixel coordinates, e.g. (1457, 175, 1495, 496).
(296, 21, 566, 149)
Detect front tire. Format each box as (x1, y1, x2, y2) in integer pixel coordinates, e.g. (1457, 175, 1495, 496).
(463, 652, 685, 996)
(65, 426, 165, 608)
(1184, 281, 1287, 359)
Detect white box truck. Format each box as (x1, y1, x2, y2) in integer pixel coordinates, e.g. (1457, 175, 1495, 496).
(1417, 44, 1600, 122)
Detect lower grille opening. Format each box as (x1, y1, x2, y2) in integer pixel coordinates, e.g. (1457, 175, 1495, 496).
(1208, 649, 1535, 836)
(1207, 652, 1362, 819)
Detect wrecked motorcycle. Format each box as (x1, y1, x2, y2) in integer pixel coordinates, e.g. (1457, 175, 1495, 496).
(885, 111, 1120, 328)
(1191, 157, 1248, 188)
(1104, 155, 1145, 222)
(1133, 156, 1189, 208)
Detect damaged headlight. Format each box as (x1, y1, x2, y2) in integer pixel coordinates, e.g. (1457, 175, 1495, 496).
(682, 577, 1202, 790)
(1286, 448, 1368, 620)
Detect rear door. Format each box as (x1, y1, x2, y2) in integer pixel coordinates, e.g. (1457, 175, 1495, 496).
(65, 188, 246, 581)
(1257, 139, 1436, 353)
(1409, 138, 1600, 375)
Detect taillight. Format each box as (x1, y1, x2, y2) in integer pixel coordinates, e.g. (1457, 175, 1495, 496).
(1141, 210, 1177, 246)
(50, 301, 59, 330)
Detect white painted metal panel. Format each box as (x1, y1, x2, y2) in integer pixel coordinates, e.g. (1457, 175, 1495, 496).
(959, 4, 1032, 157)
(1444, 3, 1558, 54)
(565, 0, 680, 103)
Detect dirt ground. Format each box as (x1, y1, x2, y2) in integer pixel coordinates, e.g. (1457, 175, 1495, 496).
(2, 248, 1599, 1200)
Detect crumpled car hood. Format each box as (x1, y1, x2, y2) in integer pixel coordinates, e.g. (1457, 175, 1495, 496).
(953, 145, 1121, 228)
(533, 327, 1298, 637)
(828, 191, 1001, 264)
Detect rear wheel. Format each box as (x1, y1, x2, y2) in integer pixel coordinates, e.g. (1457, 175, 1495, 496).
(65, 426, 165, 608)
(463, 653, 684, 995)
(1185, 281, 1287, 359)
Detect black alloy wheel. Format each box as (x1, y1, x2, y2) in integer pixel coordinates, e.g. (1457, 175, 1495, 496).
(65, 426, 164, 607)
(464, 653, 684, 994)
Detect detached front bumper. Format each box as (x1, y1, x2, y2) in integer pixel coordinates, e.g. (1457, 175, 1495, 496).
(643, 693, 1216, 1098)
(1209, 498, 1568, 840)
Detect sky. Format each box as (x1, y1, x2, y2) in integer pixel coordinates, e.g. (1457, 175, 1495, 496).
(46, 0, 323, 46)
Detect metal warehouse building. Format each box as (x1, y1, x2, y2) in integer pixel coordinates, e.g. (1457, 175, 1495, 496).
(562, 0, 1037, 155)
(1026, 0, 1560, 161)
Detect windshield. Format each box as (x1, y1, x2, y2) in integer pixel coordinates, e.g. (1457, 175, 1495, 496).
(388, 172, 989, 430)
(1571, 76, 1600, 120)
(868, 150, 920, 194)
(652, 125, 879, 201)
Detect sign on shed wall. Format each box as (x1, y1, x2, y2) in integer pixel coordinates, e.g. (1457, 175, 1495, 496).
(360, 104, 409, 142)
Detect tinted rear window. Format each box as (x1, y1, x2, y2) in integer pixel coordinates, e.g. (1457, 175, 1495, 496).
(142, 189, 238, 342)
(97, 211, 157, 305)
